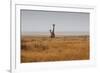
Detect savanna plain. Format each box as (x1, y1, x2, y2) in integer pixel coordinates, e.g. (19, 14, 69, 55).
(21, 35, 89, 63)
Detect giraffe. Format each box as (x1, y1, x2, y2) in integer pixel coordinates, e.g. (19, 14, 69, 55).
(49, 24, 55, 38)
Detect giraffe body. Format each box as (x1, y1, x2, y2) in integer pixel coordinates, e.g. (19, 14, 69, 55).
(50, 24, 55, 38)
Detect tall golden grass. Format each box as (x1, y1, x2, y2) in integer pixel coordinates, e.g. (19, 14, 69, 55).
(21, 36, 89, 63)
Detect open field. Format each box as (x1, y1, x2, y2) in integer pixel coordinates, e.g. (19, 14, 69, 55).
(21, 35, 89, 63)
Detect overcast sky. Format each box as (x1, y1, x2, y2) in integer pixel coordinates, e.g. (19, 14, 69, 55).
(21, 10, 89, 34)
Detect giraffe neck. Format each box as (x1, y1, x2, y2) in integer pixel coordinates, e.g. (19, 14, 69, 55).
(53, 26, 55, 33)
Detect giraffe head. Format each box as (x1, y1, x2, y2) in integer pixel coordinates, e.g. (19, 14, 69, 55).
(53, 24, 55, 27)
(49, 29, 52, 33)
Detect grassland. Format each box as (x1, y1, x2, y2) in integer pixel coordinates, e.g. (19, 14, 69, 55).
(21, 36, 89, 63)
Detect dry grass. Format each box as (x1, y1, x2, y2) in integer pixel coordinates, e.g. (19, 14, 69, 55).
(21, 36, 89, 63)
